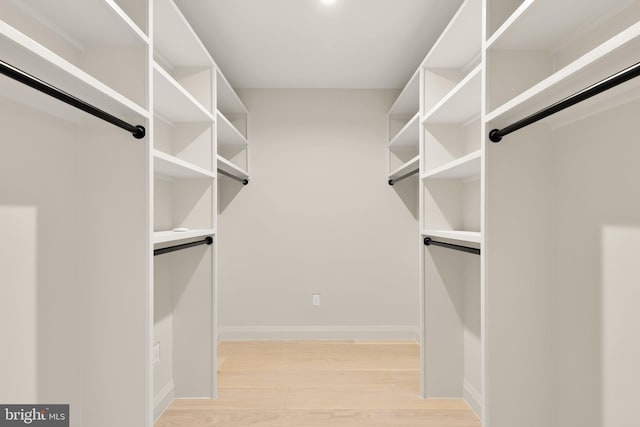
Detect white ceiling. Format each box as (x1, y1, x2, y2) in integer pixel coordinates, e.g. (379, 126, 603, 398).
(176, 0, 464, 89)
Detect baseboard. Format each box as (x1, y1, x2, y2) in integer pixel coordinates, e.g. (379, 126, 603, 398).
(153, 381, 175, 422)
(218, 325, 419, 342)
(463, 379, 482, 418)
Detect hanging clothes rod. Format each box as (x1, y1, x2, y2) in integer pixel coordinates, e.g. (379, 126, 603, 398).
(0, 59, 145, 139)
(489, 60, 640, 143)
(218, 168, 249, 185)
(424, 236, 480, 255)
(388, 168, 419, 186)
(154, 236, 213, 256)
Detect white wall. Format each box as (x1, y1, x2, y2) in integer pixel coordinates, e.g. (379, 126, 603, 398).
(218, 89, 419, 340)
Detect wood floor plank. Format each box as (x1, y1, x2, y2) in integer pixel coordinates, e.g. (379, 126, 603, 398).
(155, 341, 480, 427)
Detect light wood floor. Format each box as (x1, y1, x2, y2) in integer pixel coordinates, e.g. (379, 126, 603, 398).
(155, 341, 481, 427)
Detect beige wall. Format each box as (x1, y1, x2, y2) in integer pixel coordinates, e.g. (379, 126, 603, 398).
(217, 89, 419, 340)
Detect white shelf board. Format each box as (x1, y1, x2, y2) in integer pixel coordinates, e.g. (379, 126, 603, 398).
(423, 150, 481, 179)
(487, 0, 631, 50)
(153, 0, 213, 67)
(154, 150, 215, 179)
(486, 21, 640, 126)
(216, 69, 247, 116)
(421, 230, 481, 244)
(389, 113, 420, 147)
(11, 0, 148, 47)
(0, 22, 149, 124)
(389, 155, 420, 181)
(388, 71, 420, 117)
(153, 229, 216, 245)
(217, 111, 248, 147)
(153, 62, 214, 122)
(423, 65, 482, 124)
(217, 155, 249, 179)
(422, 0, 482, 69)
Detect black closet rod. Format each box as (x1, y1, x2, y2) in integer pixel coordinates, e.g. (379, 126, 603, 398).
(489, 60, 640, 143)
(424, 236, 480, 255)
(0, 59, 145, 139)
(154, 236, 213, 256)
(388, 168, 419, 186)
(218, 168, 249, 185)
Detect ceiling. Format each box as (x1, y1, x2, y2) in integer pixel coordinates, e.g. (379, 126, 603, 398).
(175, 0, 463, 89)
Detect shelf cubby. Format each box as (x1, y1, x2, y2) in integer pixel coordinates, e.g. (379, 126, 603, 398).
(486, 0, 640, 113)
(423, 65, 481, 124)
(154, 175, 215, 233)
(153, 113, 213, 173)
(154, 150, 215, 179)
(1, 0, 148, 108)
(153, 62, 215, 123)
(216, 69, 248, 117)
(423, 176, 480, 235)
(423, 150, 481, 180)
(217, 155, 249, 181)
(388, 71, 420, 141)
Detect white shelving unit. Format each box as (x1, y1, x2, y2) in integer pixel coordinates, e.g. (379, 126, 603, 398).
(215, 69, 249, 183)
(387, 73, 421, 185)
(419, 0, 483, 419)
(150, 0, 220, 423)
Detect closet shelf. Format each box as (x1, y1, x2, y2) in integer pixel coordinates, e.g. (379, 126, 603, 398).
(486, 22, 640, 126)
(423, 65, 481, 124)
(153, 0, 213, 68)
(217, 69, 248, 116)
(421, 0, 482, 69)
(389, 113, 420, 146)
(217, 155, 249, 179)
(153, 62, 215, 123)
(0, 22, 149, 123)
(487, 0, 630, 50)
(422, 150, 481, 179)
(389, 155, 420, 181)
(154, 150, 215, 179)
(217, 111, 248, 147)
(11, 0, 148, 47)
(153, 228, 216, 245)
(421, 230, 481, 244)
(388, 71, 420, 117)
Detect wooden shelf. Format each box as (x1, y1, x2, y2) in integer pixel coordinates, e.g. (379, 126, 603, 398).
(153, 0, 213, 67)
(422, 0, 482, 69)
(422, 230, 481, 244)
(153, 62, 214, 123)
(0, 22, 148, 124)
(486, 22, 640, 126)
(389, 113, 420, 147)
(217, 111, 248, 147)
(153, 229, 216, 245)
(217, 70, 248, 116)
(423, 150, 481, 179)
(487, 0, 630, 50)
(154, 150, 215, 179)
(217, 155, 249, 179)
(388, 71, 420, 117)
(12, 0, 147, 47)
(423, 65, 481, 124)
(389, 155, 420, 181)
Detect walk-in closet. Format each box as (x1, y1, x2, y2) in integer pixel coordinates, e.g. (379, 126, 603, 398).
(1, 0, 638, 426)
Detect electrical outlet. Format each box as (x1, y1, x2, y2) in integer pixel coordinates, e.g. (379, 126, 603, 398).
(312, 294, 320, 306)
(153, 342, 160, 365)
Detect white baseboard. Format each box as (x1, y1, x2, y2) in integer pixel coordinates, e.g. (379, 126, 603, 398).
(153, 381, 175, 422)
(218, 325, 419, 342)
(463, 379, 482, 418)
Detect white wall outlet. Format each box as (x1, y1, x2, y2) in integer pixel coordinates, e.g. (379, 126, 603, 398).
(153, 342, 160, 365)
(312, 294, 320, 306)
